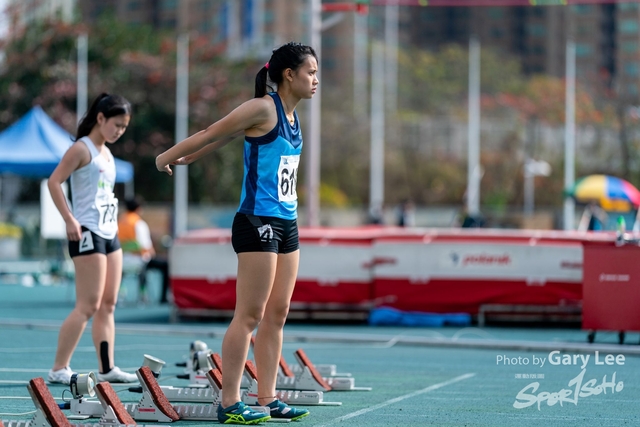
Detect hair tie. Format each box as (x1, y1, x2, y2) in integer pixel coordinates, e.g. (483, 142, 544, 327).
(265, 62, 270, 70)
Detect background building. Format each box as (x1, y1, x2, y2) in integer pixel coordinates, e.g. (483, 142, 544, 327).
(5, 0, 75, 36)
(402, 3, 639, 96)
(76, 0, 307, 58)
(5, 1, 638, 105)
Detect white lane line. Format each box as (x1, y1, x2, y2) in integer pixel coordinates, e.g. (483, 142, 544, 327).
(316, 372, 476, 427)
(0, 397, 42, 400)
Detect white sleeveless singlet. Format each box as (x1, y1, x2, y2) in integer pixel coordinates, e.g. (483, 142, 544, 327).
(70, 137, 119, 239)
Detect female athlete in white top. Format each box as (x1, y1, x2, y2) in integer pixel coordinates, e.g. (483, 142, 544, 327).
(47, 93, 137, 384)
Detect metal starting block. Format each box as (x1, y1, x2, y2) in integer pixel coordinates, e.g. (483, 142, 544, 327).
(3, 376, 165, 427)
(241, 360, 341, 407)
(211, 353, 340, 406)
(276, 349, 371, 392)
(173, 343, 214, 386)
(185, 349, 213, 385)
(137, 355, 219, 403)
(151, 384, 216, 403)
(247, 337, 359, 389)
(248, 335, 350, 378)
(288, 361, 351, 378)
(67, 367, 271, 422)
(133, 366, 272, 421)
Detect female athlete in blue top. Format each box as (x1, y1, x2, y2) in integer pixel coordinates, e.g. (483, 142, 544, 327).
(156, 42, 317, 424)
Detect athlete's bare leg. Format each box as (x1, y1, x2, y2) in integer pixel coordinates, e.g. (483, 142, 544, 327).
(255, 250, 299, 405)
(52, 253, 107, 370)
(221, 252, 277, 407)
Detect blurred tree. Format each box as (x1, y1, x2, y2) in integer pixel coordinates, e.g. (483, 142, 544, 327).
(0, 21, 619, 217)
(0, 15, 257, 204)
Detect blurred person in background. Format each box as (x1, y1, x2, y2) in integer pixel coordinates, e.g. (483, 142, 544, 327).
(156, 42, 316, 424)
(118, 196, 170, 304)
(46, 93, 137, 384)
(396, 199, 415, 227)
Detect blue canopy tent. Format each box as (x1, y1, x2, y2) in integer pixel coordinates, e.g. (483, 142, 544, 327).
(0, 105, 133, 181)
(0, 106, 135, 241)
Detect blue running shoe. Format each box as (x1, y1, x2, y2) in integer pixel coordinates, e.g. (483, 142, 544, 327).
(266, 399, 310, 421)
(217, 402, 271, 425)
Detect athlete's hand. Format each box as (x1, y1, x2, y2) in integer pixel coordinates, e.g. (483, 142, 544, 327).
(156, 155, 173, 176)
(172, 156, 191, 166)
(65, 217, 82, 241)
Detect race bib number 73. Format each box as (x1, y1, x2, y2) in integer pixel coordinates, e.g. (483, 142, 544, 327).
(278, 155, 300, 202)
(97, 195, 118, 234)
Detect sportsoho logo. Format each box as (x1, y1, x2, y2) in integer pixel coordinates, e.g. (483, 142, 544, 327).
(499, 350, 626, 410)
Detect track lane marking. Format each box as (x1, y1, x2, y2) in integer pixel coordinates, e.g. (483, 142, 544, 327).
(316, 372, 476, 426)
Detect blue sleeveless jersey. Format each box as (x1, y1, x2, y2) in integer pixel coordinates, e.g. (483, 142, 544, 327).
(238, 93, 303, 220)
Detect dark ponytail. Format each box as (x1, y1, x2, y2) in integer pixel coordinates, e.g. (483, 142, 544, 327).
(254, 66, 271, 98)
(75, 93, 132, 140)
(254, 42, 318, 98)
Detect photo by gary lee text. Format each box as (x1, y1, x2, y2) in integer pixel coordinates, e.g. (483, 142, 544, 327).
(496, 350, 625, 370)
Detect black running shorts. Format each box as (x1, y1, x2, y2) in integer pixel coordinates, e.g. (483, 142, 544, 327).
(231, 213, 299, 254)
(68, 226, 122, 258)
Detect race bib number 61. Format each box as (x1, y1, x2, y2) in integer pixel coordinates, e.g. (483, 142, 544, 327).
(278, 155, 300, 202)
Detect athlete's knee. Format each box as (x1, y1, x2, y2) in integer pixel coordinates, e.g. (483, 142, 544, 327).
(236, 308, 265, 330)
(99, 300, 117, 315)
(76, 301, 100, 319)
(264, 303, 290, 328)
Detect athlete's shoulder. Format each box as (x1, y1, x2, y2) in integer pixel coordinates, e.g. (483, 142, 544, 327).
(233, 96, 277, 129)
(240, 95, 275, 115)
(65, 139, 91, 160)
(53, 138, 92, 176)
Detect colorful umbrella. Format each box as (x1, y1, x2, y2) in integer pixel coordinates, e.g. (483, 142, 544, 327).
(570, 174, 640, 211)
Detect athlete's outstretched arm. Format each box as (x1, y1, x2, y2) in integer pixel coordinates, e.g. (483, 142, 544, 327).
(171, 133, 242, 166)
(156, 98, 271, 175)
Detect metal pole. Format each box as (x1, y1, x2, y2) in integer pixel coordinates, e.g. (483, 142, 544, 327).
(385, 0, 398, 115)
(124, 180, 134, 200)
(306, 0, 322, 227)
(467, 36, 481, 216)
(226, 0, 240, 57)
(252, 0, 265, 51)
(174, 33, 189, 237)
(370, 41, 385, 220)
(563, 40, 576, 231)
(76, 33, 88, 123)
(524, 159, 534, 216)
(353, 11, 368, 119)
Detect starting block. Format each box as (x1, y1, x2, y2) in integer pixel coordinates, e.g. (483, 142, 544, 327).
(70, 366, 270, 422)
(248, 336, 350, 379)
(2, 376, 163, 427)
(123, 367, 184, 422)
(185, 349, 213, 385)
(276, 349, 371, 392)
(241, 360, 341, 407)
(288, 359, 351, 378)
(94, 381, 139, 425)
(247, 337, 360, 390)
(129, 351, 218, 403)
(211, 353, 339, 406)
(251, 338, 350, 378)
